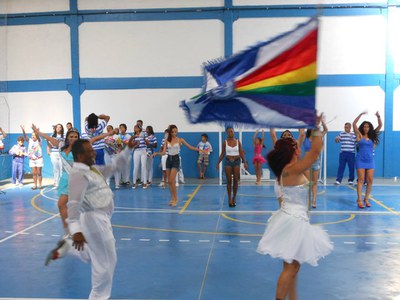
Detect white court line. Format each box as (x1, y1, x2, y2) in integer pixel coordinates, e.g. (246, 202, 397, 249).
(113, 209, 396, 215)
(344, 242, 356, 244)
(239, 240, 251, 243)
(0, 214, 59, 244)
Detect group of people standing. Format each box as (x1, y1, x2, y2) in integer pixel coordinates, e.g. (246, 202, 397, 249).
(1, 110, 384, 299)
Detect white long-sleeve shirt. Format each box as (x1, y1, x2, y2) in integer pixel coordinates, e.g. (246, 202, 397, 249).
(67, 147, 132, 235)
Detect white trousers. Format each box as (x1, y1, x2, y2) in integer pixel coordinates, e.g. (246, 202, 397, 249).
(146, 155, 154, 183)
(120, 154, 131, 183)
(133, 149, 147, 184)
(50, 152, 62, 186)
(104, 153, 121, 187)
(72, 211, 117, 300)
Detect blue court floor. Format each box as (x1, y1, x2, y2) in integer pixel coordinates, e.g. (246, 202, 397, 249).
(1, 178, 400, 300)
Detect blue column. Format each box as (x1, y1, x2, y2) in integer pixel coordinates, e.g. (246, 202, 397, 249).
(66, 0, 84, 131)
(382, 7, 400, 177)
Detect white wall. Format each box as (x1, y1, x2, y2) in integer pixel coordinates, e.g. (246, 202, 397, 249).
(1, 91, 73, 132)
(0, 0, 69, 14)
(233, 15, 386, 75)
(81, 89, 222, 133)
(317, 86, 385, 131)
(78, 0, 224, 10)
(234, 0, 387, 5)
(79, 20, 224, 78)
(6, 24, 71, 80)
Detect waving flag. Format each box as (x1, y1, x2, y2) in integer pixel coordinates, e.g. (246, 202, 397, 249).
(180, 17, 318, 128)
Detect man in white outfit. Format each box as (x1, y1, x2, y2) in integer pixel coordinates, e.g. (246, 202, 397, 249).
(46, 138, 133, 300)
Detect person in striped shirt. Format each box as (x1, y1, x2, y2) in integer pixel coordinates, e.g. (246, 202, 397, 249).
(132, 124, 148, 189)
(83, 113, 110, 165)
(145, 125, 157, 185)
(334, 122, 357, 185)
(118, 123, 132, 185)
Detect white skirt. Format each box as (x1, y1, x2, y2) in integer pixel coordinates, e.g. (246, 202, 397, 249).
(257, 209, 333, 266)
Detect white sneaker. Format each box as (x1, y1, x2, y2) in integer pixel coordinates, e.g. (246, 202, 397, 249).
(176, 182, 179, 187)
(335, 181, 341, 185)
(143, 184, 148, 189)
(158, 182, 165, 187)
(132, 184, 136, 190)
(115, 185, 120, 190)
(44, 239, 70, 266)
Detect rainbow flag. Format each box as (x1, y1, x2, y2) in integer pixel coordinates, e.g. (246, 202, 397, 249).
(180, 17, 318, 128)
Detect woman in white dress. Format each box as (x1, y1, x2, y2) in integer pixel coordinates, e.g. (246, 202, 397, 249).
(257, 117, 332, 300)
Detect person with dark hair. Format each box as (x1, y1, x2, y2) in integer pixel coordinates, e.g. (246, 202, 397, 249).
(301, 119, 328, 208)
(83, 113, 110, 165)
(154, 124, 202, 206)
(45, 135, 135, 299)
(257, 116, 332, 300)
(131, 124, 148, 189)
(270, 128, 306, 206)
(118, 123, 132, 185)
(334, 122, 357, 185)
(33, 124, 113, 236)
(197, 133, 213, 179)
(252, 129, 266, 185)
(104, 125, 121, 189)
(47, 124, 64, 187)
(21, 125, 43, 189)
(269, 128, 306, 146)
(353, 111, 382, 208)
(145, 125, 157, 185)
(8, 136, 28, 186)
(66, 122, 73, 132)
(216, 127, 247, 207)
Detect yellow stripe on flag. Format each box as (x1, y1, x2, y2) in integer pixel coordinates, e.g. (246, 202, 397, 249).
(237, 63, 317, 92)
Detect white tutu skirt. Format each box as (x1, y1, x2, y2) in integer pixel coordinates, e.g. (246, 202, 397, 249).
(257, 210, 333, 266)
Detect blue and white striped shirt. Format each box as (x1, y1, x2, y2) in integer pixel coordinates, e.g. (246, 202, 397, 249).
(84, 119, 107, 150)
(146, 134, 157, 155)
(337, 132, 357, 153)
(133, 135, 147, 150)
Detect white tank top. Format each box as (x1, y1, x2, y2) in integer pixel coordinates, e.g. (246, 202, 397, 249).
(167, 142, 180, 156)
(225, 140, 239, 156)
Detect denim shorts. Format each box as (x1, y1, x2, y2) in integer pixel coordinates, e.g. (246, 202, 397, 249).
(166, 154, 180, 170)
(225, 157, 241, 168)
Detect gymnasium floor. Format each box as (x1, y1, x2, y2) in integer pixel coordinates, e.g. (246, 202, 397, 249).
(1, 178, 400, 300)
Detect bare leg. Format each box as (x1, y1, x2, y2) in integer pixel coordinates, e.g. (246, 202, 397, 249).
(232, 166, 240, 205)
(356, 168, 365, 207)
(32, 167, 37, 188)
(37, 167, 43, 188)
(312, 170, 319, 207)
(202, 165, 207, 179)
(276, 261, 300, 300)
(225, 166, 233, 206)
(197, 163, 202, 178)
(58, 195, 69, 235)
(364, 169, 374, 206)
(168, 168, 178, 206)
(254, 162, 261, 184)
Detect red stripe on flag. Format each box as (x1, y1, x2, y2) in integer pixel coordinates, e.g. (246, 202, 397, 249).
(236, 29, 317, 88)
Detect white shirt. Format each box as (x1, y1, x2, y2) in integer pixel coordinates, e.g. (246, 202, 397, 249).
(68, 147, 132, 235)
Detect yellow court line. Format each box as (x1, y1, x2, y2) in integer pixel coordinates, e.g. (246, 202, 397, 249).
(346, 185, 400, 215)
(179, 184, 202, 214)
(113, 224, 262, 237)
(31, 187, 58, 216)
(221, 213, 356, 226)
